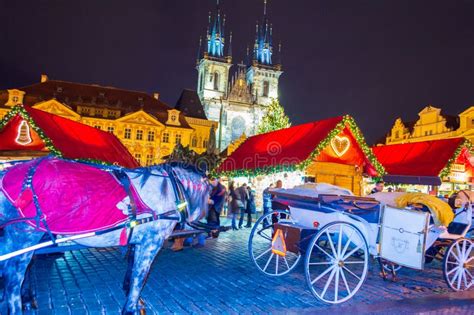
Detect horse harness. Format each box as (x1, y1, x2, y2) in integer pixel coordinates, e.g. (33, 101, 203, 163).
(0, 157, 189, 245)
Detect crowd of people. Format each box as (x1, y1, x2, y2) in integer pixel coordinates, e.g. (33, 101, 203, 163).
(206, 178, 284, 231)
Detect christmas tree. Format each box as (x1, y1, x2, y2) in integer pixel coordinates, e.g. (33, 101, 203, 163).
(256, 98, 291, 134)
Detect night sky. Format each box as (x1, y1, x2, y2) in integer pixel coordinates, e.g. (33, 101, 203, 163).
(1, 0, 474, 143)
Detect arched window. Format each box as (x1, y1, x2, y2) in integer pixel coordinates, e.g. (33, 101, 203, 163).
(192, 136, 198, 147)
(263, 80, 270, 97)
(213, 72, 219, 91)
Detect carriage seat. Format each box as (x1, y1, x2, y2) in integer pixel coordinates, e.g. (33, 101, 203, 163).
(446, 222, 469, 235)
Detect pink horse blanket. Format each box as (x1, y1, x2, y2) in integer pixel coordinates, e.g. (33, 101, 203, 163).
(1, 158, 146, 234)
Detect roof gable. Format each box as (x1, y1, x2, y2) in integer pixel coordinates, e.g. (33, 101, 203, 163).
(372, 138, 471, 178)
(174, 89, 208, 120)
(0, 106, 139, 168)
(217, 115, 384, 177)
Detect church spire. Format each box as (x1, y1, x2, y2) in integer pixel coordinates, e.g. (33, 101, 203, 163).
(253, 0, 274, 66)
(205, 0, 227, 59)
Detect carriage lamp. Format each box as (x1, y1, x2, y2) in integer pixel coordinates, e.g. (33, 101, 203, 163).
(130, 220, 138, 228)
(177, 201, 188, 210)
(313, 221, 320, 228)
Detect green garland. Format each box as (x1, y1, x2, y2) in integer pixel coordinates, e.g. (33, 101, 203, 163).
(439, 138, 473, 178)
(217, 115, 385, 178)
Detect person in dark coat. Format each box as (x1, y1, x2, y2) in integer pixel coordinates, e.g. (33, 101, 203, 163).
(228, 182, 244, 230)
(236, 183, 249, 229)
(244, 186, 257, 228)
(208, 177, 226, 227)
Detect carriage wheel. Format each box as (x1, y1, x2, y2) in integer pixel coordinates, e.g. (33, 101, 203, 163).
(305, 221, 369, 304)
(443, 238, 473, 291)
(248, 210, 301, 276)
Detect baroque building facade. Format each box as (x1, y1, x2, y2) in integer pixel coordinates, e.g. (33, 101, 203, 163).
(0, 75, 216, 166)
(384, 105, 474, 145)
(196, 0, 282, 150)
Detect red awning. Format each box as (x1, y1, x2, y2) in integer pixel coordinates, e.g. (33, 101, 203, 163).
(372, 138, 469, 178)
(0, 106, 139, 168)
(217, 115, 382, 176)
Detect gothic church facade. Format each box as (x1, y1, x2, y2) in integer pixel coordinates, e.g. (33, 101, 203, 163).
(196, 0, 282, 150)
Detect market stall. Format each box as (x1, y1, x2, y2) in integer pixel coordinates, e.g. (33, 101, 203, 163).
(372, 138, 473, 195)
(217, 115, 384, 207)
(0, 105, 139, 168)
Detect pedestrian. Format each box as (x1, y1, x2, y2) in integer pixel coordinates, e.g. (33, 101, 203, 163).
(262, 183, 274, 227)
(228, 181, 244, 230)
(208, 177, 226, 228)
(237, 183, 249, 229)
(370, 180, 384, 194)
(275, 179, 283, 189)
(245, 185, 257, 228)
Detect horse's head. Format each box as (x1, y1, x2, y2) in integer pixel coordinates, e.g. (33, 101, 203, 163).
(170, 164, 211, 222)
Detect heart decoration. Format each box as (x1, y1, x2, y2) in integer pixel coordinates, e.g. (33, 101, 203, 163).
(330, 135, 350, 157)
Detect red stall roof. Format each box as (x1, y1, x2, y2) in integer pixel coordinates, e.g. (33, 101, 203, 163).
(0, 106, 139, 168)
(217, 115, 384, 177)
(372, 138, 472, 185)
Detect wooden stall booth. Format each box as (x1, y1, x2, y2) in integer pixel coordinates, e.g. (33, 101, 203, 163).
(372, 138, 473, 195)
(0, 105, 139, 168)
(217, 115, 384, 205)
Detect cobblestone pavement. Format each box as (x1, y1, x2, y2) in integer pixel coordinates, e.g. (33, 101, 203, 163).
(10, 221, 474, 314)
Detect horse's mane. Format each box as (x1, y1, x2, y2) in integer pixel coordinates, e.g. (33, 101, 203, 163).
(135, 162, 205, 188)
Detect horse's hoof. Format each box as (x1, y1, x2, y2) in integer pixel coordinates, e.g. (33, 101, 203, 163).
(22, 298, 38, 311)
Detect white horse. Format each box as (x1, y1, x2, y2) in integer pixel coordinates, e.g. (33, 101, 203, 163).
(0, 157, 210, 314)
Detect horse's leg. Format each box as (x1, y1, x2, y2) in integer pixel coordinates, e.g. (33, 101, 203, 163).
(21, 260, 38, 310)
(123, 245, 136, 295)
(122, 231, 166, 315)
(2, 221, 43, 314)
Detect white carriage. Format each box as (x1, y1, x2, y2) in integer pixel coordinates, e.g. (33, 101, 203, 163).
(248, 184, 473, 304)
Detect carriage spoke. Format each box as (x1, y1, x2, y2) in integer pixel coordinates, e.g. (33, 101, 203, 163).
(283, 256, 290, 270)
(340, 230, 355, 258)
(334, 263, 340, 302)
(263, 253, 274, 272)
(311, 264, 336, 285)
(342, 245, 362, 261)
(344, 261, 365, 264)
(461, 240, 467, 260)
(457, 268, 463, 290)
(321, 266, 337, 299)
(447, 266, 460, 276)
(326, 231, 338, 258)
(339, 268, 352, 296)
(342, 266, 361, 281)
(255, 247, 272, 260)
(308, 262, 333, 265)
(337, 225, 343, 257)
(314, 244, 335, 260)
(463, 270, 469, 288)
(455, 242, 462, 261)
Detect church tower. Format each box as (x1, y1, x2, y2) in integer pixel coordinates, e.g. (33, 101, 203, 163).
(246, 0, 282, 107)
(196, 0, 232, 123)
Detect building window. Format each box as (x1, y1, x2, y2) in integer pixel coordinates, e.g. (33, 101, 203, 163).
(94, 125, 101, 130)
(136, 130, 143, 140)
(96, 109, 103, 116)
(134, 153, 141, 164)
(82, 107, 90, 115)
(394, 131, 399, 138)
(471, 118, 474, 125)
(147, 131, 155, 142)
(203, 139, 208, 148)
(162, 132, 169, 143)
(191, 136, 197, 147)
(175, 134, 182, 144)
(107, 126, 114, 133)
(213, 72, 219, 90)
(263, 80, 270, 97)
(124, 128, 131, 139)
(146, 154, 153, 166)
